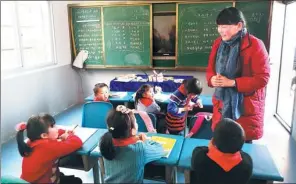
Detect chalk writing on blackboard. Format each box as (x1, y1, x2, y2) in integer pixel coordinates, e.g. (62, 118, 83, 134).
(72, 7, 103, 64)
(104, 21, 149, 52)
(179, 6, 223, 54)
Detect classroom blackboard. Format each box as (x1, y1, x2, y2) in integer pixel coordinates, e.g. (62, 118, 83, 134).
(176, 2, 233, 68)
(71, 7, 104, 66)
(68, 1, 271, 70)
(235, 1, 271, 49)
(103, 5, 152, 67)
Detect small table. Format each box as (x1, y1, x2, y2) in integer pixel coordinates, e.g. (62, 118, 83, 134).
(110, 75, 193, 92)
(178, 138, 284, 183)
(90, 133, 184, 184)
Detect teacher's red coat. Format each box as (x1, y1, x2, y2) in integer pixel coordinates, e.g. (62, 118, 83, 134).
(206, 33, 270, 140)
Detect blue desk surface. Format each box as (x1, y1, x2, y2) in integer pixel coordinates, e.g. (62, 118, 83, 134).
(147, 133, 184, 166)
(90, 133, 184, 167)
(85, 92, 134, 103)
(76, 129, 108, 155)
(110, 75, 193, 92)
(178, 138, 284, 182)
(85, 91, 213, 108)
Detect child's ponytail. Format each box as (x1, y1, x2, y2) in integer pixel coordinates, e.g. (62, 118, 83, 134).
(99, 132, 116, 160)
(100, 107, 136, 160)
(16, 122, 32, 157)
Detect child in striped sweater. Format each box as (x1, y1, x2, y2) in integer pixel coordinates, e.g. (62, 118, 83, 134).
(166, 78, 203, 135)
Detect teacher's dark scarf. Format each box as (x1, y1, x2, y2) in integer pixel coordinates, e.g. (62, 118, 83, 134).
(214, 28, 247, 120)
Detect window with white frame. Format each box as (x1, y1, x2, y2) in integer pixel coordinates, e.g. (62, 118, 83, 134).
(1, 1, 55, 71)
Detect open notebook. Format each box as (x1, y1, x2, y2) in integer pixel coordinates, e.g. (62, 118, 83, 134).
(73, 126, 97, 143)
(57, 125, 97, 143)
(24, 126, 97, 144)
(110, 92, 127, 98)
(151, 136, 176, 158)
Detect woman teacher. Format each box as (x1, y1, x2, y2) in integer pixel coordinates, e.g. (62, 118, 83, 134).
(206, 7, 270, 142)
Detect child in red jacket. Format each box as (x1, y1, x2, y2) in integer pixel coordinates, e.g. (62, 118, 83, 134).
(93, 83, 110, 102)
(16, 113, 83, 184)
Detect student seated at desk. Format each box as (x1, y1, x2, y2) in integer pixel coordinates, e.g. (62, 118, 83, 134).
(93, 83, 110, 102)
(135, 84, 161, 113)
(191, 118, 253, 184)
(99, 106, 164, 183)
(15, 113, 83, 184)
(166, 78, 203, 135)
(134, 84, 167, 133)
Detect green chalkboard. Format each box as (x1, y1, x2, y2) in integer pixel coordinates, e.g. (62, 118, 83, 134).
(235, 1, 271, 49)
(103, 5, 152, 67)
(71, 7, 104, 66)
(177, 2, 233, 68)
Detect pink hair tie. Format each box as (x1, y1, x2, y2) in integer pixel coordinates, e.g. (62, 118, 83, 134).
(15, 122, 27, 131)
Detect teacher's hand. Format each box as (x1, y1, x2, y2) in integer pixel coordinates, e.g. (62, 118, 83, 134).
(216, 74, 236, 87)
(210, 75, 220, 87)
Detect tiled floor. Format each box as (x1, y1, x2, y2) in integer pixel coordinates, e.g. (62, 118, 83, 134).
(1, 103, 296, 183)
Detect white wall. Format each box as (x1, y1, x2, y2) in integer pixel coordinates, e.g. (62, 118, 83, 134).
(1, 1, 83, 143)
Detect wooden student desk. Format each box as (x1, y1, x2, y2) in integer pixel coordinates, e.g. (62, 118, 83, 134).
(90, 132, 185, 184)
(178, 138, 284, 184)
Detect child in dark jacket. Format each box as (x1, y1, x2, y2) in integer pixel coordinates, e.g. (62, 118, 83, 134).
(191, 118, 253, 184)
(166, 78, 203, 135)
(16, 113, 83, 184)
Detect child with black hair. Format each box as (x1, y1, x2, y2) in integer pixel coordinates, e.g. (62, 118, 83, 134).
(166, 78, 203, 135)
(191, 118, 253, 184)
(207, 7, 270, 141)
(135, 84, 161, 113)
(134, 84, 167, 133)
(16, 113, 83, 184)
(93, 83, 110, 102)
(99, 105, 164, 183)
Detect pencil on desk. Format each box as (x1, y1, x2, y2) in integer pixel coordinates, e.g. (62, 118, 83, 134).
(70, 125, 78, 132)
